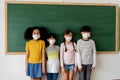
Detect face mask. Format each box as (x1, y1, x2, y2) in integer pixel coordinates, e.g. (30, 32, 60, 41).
(82, 33, 90, 39)
(32, 34, 40, 40)
(49, 39, 56, 45)
(65, 37, 72, 41)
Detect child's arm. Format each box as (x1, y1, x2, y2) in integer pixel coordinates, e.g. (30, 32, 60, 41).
(42, 48, 46, 74)
(92, 40, 96, 70)
(74, 43, 78, 73)
(25, 51, 29, 71)
(60, 43, 65, 72)
(77, 40, 82, 71)
(25, 42, 29, 71)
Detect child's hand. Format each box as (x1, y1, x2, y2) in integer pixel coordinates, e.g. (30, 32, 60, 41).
(78, 67, 82, 72)
(61, 67, 65, 73)
(91, 66, 95, 70)
(74, 66, 77, 73)
(25, 64, 28, 72)
(42, 68, 46, 75)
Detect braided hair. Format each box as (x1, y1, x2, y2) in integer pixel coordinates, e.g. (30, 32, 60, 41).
(63, 29, 76, 52)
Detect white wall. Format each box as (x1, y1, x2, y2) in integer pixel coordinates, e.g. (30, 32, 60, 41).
(118, 0, 120, 7)
(0, 0, 120, 80)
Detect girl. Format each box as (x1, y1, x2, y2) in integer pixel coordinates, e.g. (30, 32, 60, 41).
(77, 26, 96, 80)
(60, 29, 77, 80)
(46, 33, 60, 80)
(24, 27, 46, 80)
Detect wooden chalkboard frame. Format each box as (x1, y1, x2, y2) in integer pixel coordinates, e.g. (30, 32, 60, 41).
(5, 1, 119, 54)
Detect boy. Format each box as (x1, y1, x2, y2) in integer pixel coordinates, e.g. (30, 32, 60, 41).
(77, 26, 96, 80)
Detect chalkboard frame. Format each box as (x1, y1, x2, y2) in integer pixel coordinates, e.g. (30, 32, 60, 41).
(5, 1, 119, 54)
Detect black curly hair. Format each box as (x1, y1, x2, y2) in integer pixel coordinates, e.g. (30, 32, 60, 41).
(24, 26, 41, 40)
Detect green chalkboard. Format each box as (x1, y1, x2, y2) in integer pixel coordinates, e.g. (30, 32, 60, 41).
(6, 2, 118, 54)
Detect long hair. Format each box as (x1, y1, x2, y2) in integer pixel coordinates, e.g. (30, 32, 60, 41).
(63, 29, 76, 52)
(39, 27, 48, 46)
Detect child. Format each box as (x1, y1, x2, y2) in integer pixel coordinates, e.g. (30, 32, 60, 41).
(77, 26, 96, 80)
(46, 33, 60, 80)
(60, 29, 77, 80)
(24, 27, 46, 80)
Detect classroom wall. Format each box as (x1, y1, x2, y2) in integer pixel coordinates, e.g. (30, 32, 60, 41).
(0, 0, 120, 80)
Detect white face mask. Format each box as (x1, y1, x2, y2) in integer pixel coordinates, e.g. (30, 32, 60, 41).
(49, 39, 56, 45)
(32, 34, 40, 40)
(82, 33, 90, 39)
(65, 37, 72, 41)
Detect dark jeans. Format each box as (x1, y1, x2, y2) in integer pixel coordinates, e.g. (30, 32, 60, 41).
(47, 73, 58, 80)
(79, 64, 92, 80)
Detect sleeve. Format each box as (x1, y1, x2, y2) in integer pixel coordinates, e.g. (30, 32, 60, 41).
(25, 42, 29, 52)
(92, 40, 96, 67)
(76, 40, 82, 68)
(60, 43, 64, 67)
(42, 40, 46, 49)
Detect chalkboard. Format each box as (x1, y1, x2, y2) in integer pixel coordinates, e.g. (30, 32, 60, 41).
(5, 2, 118, 54)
